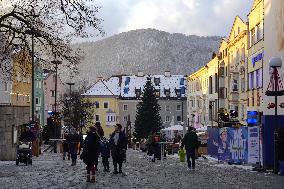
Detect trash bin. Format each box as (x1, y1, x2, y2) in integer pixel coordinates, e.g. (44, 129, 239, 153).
(279, 160, 284, 175)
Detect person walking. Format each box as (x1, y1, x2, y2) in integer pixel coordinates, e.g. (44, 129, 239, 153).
(69, 128, 80, 166)
(94, 122, 104, 170)
(80, 126, 100, 182)
(100, 137, 110, 172)
(63, 132, 70, 160)
(181, 127, 199, 170)
(109, 124, 127, 174)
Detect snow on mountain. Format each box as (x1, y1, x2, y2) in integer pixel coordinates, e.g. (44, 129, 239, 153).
(65, 29, 221, 87)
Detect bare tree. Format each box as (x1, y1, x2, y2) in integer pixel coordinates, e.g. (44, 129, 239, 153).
(0, 0, 104, 75)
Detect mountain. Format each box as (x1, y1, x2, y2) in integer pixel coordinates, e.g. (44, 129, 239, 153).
(65, 29, 222, 86)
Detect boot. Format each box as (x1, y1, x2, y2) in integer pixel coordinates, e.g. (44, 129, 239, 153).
(86, 174, 90, 182)
(90, 172, 96, 183)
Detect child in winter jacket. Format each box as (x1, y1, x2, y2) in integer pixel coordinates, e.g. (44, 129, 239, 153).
(100, 137, 110, 172)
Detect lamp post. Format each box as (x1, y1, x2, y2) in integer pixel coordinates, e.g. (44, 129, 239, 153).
(66, 82, 75, 96)
(66, 82, 75, 130)
(51, 60, 62, 153)
(265, 57, 283, 174)
(25, 29, 41, 122)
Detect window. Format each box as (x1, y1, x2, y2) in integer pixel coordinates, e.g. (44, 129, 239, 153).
(251, 28, 256, 46)
(256, 68, 262, 88)
(236, 49, 240, 65)
(177, 116, 181, 122)
(95, 115, 100, 122)
(241, 44, 246, 61)
(165, 116, 170, 122)
(249, 72, 254, 89)
(256, 24, 261, 42)
(219, 67, 224, 77)
(241, 78, 245, 92)
(190, 100, 194, 108)
(36, 81, 42, 89)
(154, 78, 160, 86)
(232, 79, 238, 92)
(238, 27, 240, 35)
(123, 116, 128, 122)
(36, 97, 40, 105)
(50, 90, 55, 97)
(135, 88, 141, 97)
(165, 105, 170, 111)
(123, 104, 128, 111)
(164, 89, 170, 97)
(197, 100, 200, 108)
(16, 93, 19, 101)
(175, 89, 181, 97)
(155, 89, 160, 97)
(177, 104, 181, 111)
(4, 82, 8, 92)
(209, 76, 213, 94)
(214, 73, 217, 93)
(104, 102, 108, 109)
(95, 101, 100, 108)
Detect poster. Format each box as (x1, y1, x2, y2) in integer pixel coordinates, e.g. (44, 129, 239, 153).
(208, 127, 249, 164)
(248, 126, 260, 164)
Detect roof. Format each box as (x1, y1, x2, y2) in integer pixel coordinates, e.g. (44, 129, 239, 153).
(83, 74, 187, 98)
(120, 75, 187, 98)
(83, 77, 120, 96)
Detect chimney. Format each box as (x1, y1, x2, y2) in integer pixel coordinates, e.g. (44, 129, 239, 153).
(165, 71, 171, 77)
(96, 77, 103, 82)
(137, 71, 144, 77)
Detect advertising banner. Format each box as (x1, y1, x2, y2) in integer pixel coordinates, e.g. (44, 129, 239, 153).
(248, 126, 260, 164)
(227, 127, 248, 164)
(208, 127, 251, 164)
(207, 127, 219, 159)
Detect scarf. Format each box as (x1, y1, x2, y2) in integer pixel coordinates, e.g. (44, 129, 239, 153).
(114, 132, 120, 145)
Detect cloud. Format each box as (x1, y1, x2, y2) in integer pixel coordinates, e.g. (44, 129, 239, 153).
(95, 0, 253, 40)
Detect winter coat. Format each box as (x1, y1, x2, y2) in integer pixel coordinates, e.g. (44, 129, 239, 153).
(109, 131, 127, 160)
(81, 131, 100, 165)
(68, 133, 80, 150)
(100, 138, 110, 158)
(181, 131, 199, 150)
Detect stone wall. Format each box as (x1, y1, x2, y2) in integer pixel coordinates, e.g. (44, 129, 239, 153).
(0, 105, 30, 160)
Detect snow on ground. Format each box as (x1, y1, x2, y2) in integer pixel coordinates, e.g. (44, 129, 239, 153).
(1, 149, 284, 189)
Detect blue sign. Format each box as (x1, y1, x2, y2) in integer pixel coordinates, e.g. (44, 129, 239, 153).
(252, 53, 263, 67)
(247, 111, 258, 126)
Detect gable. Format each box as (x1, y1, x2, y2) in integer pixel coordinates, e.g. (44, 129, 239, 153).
(228, 16, 247, 42)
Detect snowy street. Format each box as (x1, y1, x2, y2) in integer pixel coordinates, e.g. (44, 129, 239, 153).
(0, 149, 284, 189)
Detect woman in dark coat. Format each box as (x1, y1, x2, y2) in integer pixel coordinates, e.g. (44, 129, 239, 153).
(94, 122, 104, 170)
(109, 124, 127, 174)
(81, 126, 100, 182)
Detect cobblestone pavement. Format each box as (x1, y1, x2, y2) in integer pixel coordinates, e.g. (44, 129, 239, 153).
(0, 149, 284, 189)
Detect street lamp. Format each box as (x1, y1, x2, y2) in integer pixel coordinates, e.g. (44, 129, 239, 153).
(66, 82, 75, 95)
(50, 60, 62, 153)
(26, 29, 41, 122)
(66, 82, 75, 130)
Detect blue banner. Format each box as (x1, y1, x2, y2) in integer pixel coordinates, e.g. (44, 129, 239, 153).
(208, 127, 249, 164)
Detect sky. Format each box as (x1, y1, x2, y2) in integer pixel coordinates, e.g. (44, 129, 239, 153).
(96, 0, 253, 39)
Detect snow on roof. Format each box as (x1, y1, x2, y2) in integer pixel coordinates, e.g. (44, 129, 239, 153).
(120, 75, 187, 98)
(83, 77, 120, 96)
(83, 74, 187, 98)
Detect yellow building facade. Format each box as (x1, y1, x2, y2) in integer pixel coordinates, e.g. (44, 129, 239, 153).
(226, 16, 248, 125)
(82, 77, 120, 138)
(11, 51, 32, 107)
(247, 0, 264, 115)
